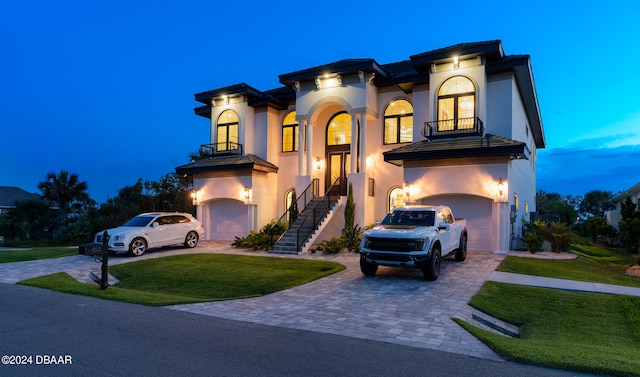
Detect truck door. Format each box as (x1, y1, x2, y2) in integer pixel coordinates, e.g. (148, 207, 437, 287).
(437, 209, 455, 253)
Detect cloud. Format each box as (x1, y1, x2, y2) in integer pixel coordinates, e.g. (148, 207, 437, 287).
(537, 144, 640, 196)
(559, 112, 640, 150)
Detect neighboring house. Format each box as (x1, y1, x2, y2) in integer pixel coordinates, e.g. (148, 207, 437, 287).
(607, 182, 640, 230)
(0, 186, 42, 215)
(176, 40, 545, 253)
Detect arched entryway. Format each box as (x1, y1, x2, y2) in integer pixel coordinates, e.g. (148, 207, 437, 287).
(325, 112, 357, 194)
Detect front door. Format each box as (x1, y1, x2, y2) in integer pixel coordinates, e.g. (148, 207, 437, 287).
(326, 151, 350, 195)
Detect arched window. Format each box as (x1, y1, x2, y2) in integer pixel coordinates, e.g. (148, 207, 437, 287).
(282, 111, 298, 152)
(388, 186, 405, 211)
(217, 110, 239, 151)
(437, 76, 475, 130)
(383, 99, 413, 144)
(326, 112, 352, 145)
(285, 189, 298, 223)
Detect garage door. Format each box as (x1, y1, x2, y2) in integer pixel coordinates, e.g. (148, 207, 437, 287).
(420, 195, 492, 252)
(208, 199, 248, 241)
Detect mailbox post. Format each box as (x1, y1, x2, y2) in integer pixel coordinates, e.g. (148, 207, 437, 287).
(81, 231, 110, 289)
(99, 231, 109, 290)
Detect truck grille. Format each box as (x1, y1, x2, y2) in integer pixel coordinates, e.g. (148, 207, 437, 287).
(364, 237, 424, 251)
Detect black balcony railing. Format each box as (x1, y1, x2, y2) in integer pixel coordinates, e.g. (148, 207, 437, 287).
(423, 117, 484, 140)
(199, 142, 243, 157)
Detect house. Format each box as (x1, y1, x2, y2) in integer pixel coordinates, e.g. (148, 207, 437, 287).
(0, 186, 42, 215)
(176, 40, 545, 253)
(607, 182, 640, 230)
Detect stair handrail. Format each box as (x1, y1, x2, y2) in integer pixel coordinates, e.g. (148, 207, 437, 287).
(269, 179, 319, 249)
(294, 177, 346, 251)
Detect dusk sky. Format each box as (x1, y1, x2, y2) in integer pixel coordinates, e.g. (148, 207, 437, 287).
(1, 0, 639, 203)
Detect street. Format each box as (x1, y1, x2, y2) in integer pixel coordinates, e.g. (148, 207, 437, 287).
(0, 284, 594, 377)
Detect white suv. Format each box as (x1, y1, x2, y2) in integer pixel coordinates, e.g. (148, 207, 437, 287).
(94, 213, 204, 256)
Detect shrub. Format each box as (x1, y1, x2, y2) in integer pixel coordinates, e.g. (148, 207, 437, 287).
(522, 220, 546, 253)
(341, 225, 362, 252)
(310, 237, 345, 254)
(523, 231, 543, 253)
(231, 220, 287, 251)
(539, 222, 578, 253)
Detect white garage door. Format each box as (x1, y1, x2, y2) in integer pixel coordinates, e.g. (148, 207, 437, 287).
(208, 199, 248, 241)
(421, 195, 492, 252)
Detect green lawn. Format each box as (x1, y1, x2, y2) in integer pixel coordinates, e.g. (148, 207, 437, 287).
(459, 282, 640, 376)
(0, 247, 78, 263)
(18, 254, 345, 306)
(498, 243, 640, 287)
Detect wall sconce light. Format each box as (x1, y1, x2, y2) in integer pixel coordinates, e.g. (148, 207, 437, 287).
(453, 56, 459, 70)
(315, 157, 321, 171)
(403, 180, 411, 199)
(191, 190, 199, 205)
(243, 186, 250, 201)
(497, 177, 504, 197)
(315, 74, 342, 89)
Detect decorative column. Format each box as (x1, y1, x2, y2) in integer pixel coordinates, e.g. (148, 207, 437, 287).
(306, 119, 313, 177)
(298, 120, 305, 176)
(359, 114, 366, 172)
(350, 114, 358, 174)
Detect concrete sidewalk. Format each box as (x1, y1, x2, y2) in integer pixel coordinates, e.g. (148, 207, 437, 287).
(488, 271, 640, 296)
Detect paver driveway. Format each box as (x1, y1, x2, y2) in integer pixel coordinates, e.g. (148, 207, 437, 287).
(0, 241, 506, 360)
(169, 243, 506, 360)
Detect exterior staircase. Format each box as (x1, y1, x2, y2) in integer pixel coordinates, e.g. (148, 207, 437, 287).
(270, 196, 340, 254)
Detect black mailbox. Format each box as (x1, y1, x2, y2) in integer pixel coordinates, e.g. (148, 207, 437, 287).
(78, 231, 110, 290)
(80, 243, 105, 256)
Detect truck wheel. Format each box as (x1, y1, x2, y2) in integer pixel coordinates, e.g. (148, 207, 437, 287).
(423, 246, 441, 281)
(455, 233, 467, 261)
(360, 257, 378, 276)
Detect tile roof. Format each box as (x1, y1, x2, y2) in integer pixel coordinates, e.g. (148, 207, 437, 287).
(175, 154, 279, 175)
(383, 135, 530, 166)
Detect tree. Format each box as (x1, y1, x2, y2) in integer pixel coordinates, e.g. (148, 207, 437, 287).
(619, 196, 640, 253)
(341, 183, 362, 252)
(0, 199, 56, 240)
(536, 190, 579, 224)
(584, 216, 616, 244)
(579, 190, 615, 218)
(37, 170, 90, 222)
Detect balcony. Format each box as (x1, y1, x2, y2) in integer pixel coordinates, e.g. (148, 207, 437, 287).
(423, 117, 484, 140)
(199, 142, 243, 157)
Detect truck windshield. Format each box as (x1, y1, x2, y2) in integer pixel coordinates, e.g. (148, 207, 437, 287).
(122, 216, 155, 227)
(381, 211, 435, 226)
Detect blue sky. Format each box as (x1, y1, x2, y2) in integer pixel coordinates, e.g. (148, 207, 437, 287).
(1, 0, 639, 203)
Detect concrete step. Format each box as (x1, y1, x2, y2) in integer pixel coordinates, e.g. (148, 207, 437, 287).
(453, 305, 519, 338)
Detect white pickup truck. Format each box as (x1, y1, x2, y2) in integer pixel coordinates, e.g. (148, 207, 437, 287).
(359, 205, 467, 281)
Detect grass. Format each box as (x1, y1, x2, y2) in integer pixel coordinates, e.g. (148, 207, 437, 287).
(459, 282, 640, 376)
(498, 242, 640, 287)
(18, 254, 345, 306)
(0, 246, 78, 263)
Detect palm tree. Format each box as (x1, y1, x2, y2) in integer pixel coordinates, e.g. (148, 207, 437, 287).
(38, 170, 90, 222)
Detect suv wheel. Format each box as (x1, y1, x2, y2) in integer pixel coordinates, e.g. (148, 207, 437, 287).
(128, 238, 147, 257)
(184, 231, 199, 248)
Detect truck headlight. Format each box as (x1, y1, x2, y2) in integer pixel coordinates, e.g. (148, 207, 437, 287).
(416, 238, 428, 250)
